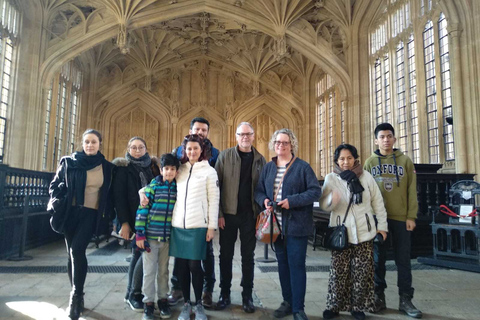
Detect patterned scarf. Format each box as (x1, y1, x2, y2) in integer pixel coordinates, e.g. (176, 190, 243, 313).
(126, 152, 153, 187)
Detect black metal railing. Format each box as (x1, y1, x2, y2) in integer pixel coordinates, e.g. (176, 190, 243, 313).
(0, 164, 59, 260)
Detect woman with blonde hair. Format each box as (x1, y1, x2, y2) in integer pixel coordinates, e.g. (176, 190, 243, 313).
(255, 128, 321, 320)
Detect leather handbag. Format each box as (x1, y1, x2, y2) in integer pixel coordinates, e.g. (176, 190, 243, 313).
(255, 157, 297, 249)
(255, 208, 280, 244)
(323, 194, 354, 251)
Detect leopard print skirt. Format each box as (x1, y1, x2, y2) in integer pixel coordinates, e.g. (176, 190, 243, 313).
(325, 240, 375, 313)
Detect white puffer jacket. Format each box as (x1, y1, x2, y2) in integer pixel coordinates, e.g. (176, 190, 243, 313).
(172, 160, 219, 230)
(320, 170, 388, 244)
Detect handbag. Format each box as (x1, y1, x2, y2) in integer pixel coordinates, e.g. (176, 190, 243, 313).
(255, 157, 297, 249)
(323, 194, 354, 251)
(255, 208, 281, 244)
(47, 182, 69, 234)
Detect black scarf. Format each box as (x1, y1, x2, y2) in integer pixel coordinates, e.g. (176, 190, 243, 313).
(126, 152, 153, 187)
(334, 160, 365, 204)
(70, 151, 105, 206)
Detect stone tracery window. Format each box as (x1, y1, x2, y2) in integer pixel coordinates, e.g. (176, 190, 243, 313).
(316, 73, 344, 177)
(42, 61, 82, 170)
(369, 0, 454, 165)
(0, 0, 19, 163)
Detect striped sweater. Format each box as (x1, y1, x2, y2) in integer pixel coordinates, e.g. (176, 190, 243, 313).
(135, 176, 176, 242)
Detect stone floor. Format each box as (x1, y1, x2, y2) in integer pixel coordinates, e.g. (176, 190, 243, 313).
(1, 235, 479, 320)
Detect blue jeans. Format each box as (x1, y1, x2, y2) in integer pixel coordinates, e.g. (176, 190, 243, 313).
(274, 235, 308, 313)
(374, 219, 414, 297)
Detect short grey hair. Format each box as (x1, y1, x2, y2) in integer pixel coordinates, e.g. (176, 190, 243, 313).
(269, 128, 298, 154)
(236, 122, 254, 133)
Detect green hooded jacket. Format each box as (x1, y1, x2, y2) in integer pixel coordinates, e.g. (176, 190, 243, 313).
(363, 149, 418, 222)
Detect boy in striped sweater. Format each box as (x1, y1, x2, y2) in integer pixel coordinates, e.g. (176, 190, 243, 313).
(136, 153, 180, 320)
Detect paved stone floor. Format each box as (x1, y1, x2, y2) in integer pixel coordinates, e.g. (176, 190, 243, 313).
(1, 235, 480, 320)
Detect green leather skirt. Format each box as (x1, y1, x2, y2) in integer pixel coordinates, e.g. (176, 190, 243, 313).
(169, 227, 207, 260)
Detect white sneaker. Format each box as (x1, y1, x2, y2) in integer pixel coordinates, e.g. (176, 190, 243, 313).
(177, 302, 192, 320)
(111, 230, 122, 239)
(194, 301, 207, 320)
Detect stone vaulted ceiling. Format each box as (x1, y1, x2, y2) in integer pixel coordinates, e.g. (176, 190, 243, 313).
(39, 0, 356, 98)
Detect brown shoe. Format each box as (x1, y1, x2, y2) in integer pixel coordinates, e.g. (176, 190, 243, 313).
(167, 289, 183, 306)
(202, 291, 213, 308)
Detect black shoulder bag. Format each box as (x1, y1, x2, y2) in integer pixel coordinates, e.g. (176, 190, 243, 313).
(323, 193, 354, 251)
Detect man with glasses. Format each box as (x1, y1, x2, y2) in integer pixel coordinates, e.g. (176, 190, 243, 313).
(213, 122, 266, 313)
(169, 117, 219, 308)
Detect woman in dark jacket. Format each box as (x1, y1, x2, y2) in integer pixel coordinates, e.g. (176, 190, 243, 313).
(254, 128, 321, 320)
(112, 137, 159, 312)
(49, 129, 115, 320)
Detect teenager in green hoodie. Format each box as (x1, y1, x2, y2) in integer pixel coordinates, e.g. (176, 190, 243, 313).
(364, 123, 422, 319)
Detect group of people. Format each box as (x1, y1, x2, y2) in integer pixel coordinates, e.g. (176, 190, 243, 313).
(48, 118, 422, 320)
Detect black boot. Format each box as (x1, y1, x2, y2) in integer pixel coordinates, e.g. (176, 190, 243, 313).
(399, 293, 422, 318)
(373, 291, 386, 312)
(68, 293, 84, 320)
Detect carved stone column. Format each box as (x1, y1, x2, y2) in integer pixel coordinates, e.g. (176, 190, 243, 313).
(448, 24, 467, 173)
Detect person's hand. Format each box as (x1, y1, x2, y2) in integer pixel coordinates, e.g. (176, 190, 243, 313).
(136, 239, 145, 249)
(378, 230, 387, 241)
(330, 190, 341, 207)
(264, 198, 272, 212)
(406, 219, 416, 231)
(139, 193, 149, 207)
(218, 217, 225, 229)
(119, 223, 131, 240)
(206, 229, 215, 241)
(278, 198, 290, 210)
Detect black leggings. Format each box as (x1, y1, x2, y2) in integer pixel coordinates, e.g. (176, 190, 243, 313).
(126, 247, 143, 297)
(177, 258, 204, 304)
(64, 207, 97, 295)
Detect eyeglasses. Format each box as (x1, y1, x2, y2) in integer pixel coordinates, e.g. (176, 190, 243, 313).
(130, 146, 145, 151)
(274, 141, 290, 146)
(236, 132, 254, 137)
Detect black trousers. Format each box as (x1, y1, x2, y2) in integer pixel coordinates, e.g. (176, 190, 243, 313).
(126, 246, 143, 298)
(171, 240, 216, 292)
(64, 207, 97, 295)
(219, 213, 256, 298)
(176, 258, 204, 304)
(374, 219, 414, 297)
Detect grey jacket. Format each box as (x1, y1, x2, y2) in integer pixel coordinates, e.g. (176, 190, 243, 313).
(215, 146, 266, 218)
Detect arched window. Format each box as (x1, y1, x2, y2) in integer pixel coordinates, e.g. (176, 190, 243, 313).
(0, 0, 20, 163)
(316, 73, 344, 177)
(42, 61, 83, 170)
(369, 0, 454, 165)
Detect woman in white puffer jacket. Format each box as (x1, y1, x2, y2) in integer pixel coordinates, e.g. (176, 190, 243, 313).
(170, 134, 219, 320)
(320, 144, 388, 320)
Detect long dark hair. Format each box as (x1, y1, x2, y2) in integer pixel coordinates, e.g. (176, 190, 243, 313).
(179, 134, 209, 164)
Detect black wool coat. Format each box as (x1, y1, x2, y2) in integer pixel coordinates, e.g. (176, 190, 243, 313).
(112, 157, 160, 231)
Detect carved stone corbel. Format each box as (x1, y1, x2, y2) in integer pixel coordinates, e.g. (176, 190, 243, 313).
(274, 34, 291, 62)
(145, 71, 152, 92)
(116, 23, 130, 54)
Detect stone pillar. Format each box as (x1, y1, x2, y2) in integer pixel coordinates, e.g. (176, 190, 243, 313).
(448, 24, 468, 173)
